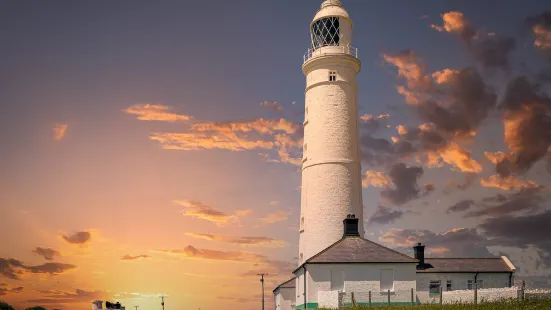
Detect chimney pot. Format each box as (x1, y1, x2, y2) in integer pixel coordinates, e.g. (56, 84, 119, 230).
(413, 243, 425, 267)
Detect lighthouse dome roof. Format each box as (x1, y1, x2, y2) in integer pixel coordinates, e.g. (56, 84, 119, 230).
(313, 0, 350, 23)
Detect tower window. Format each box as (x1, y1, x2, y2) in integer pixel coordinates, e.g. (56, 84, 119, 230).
(299, 253, 303, 264)
(303, 143, 307, 161)
(311, 17, 340, 49)
(300, 216, 305, 232)
(329, 71, 337, 81)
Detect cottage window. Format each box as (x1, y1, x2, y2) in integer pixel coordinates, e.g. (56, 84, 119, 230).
(467, 280, 473, 290)
(380, 269, 394, 291)
(446, 280, 452, 291)
(477, 280, 483, 289)
(330, 270, 344, 291)
(429, 280, 441, 295)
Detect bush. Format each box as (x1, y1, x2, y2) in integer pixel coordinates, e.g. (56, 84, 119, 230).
(0, 301, 15, 310)
(319, 298, 551, 309)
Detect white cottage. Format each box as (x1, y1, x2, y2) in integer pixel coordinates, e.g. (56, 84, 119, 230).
(291, 215, 418, 308)
(273, 277, 296, 310)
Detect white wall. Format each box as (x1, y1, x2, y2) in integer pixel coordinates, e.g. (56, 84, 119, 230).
(295, 268, 305, 307)
(416, 272, 513, 303)
(440, 287, 519, 304)
(306, 263, 417, 306)
(275, 287, 296, 310)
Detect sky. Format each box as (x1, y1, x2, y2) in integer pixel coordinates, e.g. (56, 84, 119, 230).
(1, 0, 551, 309)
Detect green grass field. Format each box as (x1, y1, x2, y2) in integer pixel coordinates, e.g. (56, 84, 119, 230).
(319, 298, 551, 309)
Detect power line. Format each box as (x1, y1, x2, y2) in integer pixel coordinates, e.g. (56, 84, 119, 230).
(257, 273, 268, 310)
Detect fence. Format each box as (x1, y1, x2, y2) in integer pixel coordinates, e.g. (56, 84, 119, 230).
(316, 281, 551, 308)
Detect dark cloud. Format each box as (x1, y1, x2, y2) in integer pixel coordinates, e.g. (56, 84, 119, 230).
(423, 183, 435, 196)
(494, 76, 551, 177)
(444, 173, 477, 194)
(479, 209, 551, 267)
(0, 258, 76, 280)
(466, 187, 544, 218)
(32, 247, 60, 261)
(367, 206, 405, 225)
(470, 35, 517, 70)
(447, 199, 475, 213)
(380, 227, 494, 258)
(380, 163, 424, 206)
(62, 231, 91, 245)
(0, 286, 24, 296)
(120, 255, 150, 261)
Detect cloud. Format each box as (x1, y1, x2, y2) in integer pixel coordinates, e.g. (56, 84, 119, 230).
(153, 246, 267, 264)
(260, 210, 290, 224)
(150, 118, 303, 165)
(173, 200, 245, 224)
(367, 206, 405, 225)
(362, 170, 391, 188)
(53, 123, 68, 141)
(380, 163, 424, 206)
(447, 199, 475, 213)
(123, 104, 191, 122)
(185, 233, 287, 248)
(492, 76, 551, 176)
(62, 231, 91, 245)
(379, 227, 494, 257)
(260, 101, 283, 112)
(431, 11, 516, 70)
(525, 12, 551, 58)
(32, 247, 60, 261)
(0, 286, 24, 296)
(479, 209, 551, 267)
(27, 289, 108, 304)
(480, 175, 539, 191)
(465, 187, 544, 218)
(0, 258, 76, 280)
(360, 114, 390, 132)
(120, 255, 150, 261)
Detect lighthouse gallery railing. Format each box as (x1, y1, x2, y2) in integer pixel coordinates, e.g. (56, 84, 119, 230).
(303, 45, 359, 63)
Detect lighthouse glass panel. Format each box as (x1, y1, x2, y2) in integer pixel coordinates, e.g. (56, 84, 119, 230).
(311, 17, 340, 49)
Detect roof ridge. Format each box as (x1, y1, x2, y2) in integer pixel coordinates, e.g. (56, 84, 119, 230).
(358, 236, 418, 261)
(273, 277, 296, 292)
(293, 236, 348, 273)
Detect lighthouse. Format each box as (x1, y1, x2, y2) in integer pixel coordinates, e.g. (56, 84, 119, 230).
(299, 0, 364, 265)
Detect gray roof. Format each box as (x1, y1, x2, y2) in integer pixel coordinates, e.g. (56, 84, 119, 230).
(273, 277, 296, 293)
(294, 236, 418, 272)
(417, 258, 514, 273)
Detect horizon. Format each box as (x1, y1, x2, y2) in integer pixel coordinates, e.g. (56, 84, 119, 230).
(1, 0, 551, 310)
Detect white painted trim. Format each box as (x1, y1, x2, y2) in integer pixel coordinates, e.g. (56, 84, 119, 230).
(501, 256, 516, 271)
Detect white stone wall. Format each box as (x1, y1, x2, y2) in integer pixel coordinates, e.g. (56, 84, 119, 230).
(416, 272, 513, 303)
(525, 289, 551, 300)
(306, 263, 417, 304)
(275, 287, 296, 310)
(318, 291, 341, 309)
(440, 287, 519, 304)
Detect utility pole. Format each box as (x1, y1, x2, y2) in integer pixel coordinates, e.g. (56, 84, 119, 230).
(160, 295, 167, 310)
(257, 273, 268, 310)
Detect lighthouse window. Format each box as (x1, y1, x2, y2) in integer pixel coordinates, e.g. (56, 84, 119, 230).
(300, 216, 305, 231)
(329, 71, 337, 81)
(311, 17, 340, 49)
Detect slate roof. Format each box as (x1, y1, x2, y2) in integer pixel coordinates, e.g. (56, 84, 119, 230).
(293, 236, 418, 273)
(417, 258, 514, 273)
(273, 277, 296, 293)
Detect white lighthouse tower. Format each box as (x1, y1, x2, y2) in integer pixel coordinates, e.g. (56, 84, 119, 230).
(299, 0, 363, 265)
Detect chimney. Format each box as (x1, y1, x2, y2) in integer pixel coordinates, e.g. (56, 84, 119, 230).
(343, 214, 360, 237)
(413, 243, 425, 266)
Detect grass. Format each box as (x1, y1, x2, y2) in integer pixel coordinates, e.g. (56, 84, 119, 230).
(319, 298, 551, 309)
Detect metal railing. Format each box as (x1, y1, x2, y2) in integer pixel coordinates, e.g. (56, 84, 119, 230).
(303, 45, 359, 63)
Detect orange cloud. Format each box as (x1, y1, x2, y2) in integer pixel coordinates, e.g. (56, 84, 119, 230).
(480, 175, 539, 191)
(153, 246, 267, 264)
(360, 114, 390, 121)
(362, 170, 391, 188)
(260, 210, 290, 224)
(150, 118, 303, 165)
(53, 123, 68, 141)
(431, 11, 476, 40)
(184, 233, 287, 248)
(32, 247, 61, 261)
(123, 104, 191, 122)
(533, 24, 551, 53)
(173, 200, 241, 224)
(484, 151, 509, 164)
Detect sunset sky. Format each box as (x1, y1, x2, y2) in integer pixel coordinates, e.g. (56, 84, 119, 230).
(1, 0, 551, 309)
